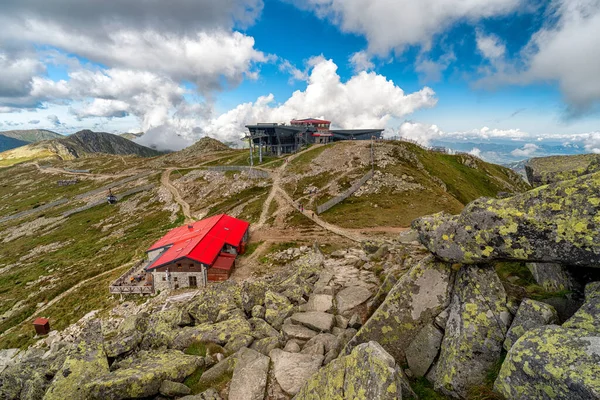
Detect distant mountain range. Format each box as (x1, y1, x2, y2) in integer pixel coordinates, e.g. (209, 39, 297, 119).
(0, 130, 161, 166)
(0, 129, 63, 152)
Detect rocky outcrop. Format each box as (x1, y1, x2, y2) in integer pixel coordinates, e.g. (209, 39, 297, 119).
(434, 265, 511, 398)
(525, 154, 600, 187)
(345, 256, 454, 362)
(44, 321, 109, 400)
(290, 312, 335, 333)
(413, 172, 600, 266)
(171, 317, 252, 350)
(295, 341, 413, 400)
(159, 380, 191, 397)
(87, 350, 202, 400)
(228, 348, 269, 400)
(103, 312, 148, 358)
(495, 283, 600, 399)
(405, 323, 444, 378)
(335, 286, 373, 316)
(269, 349, 324, 396)
(264, 291, 295, 330)
(503, 299, 558, 351)
(526, 262, 576, 292)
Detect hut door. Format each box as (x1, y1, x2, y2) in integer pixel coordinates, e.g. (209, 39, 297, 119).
(189, 276, 198, 288)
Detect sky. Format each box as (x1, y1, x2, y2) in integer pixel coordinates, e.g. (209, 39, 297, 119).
(0, 0, 599, 163)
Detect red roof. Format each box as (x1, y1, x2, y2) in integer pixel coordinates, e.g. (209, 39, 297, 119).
(291, 118, 331, 125)
(146, 214, 249, 270)
(33, 318, 49, 326)
(212, 254, 236, 271)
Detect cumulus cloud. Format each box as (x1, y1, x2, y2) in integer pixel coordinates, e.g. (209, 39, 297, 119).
(478, 0, 600, 114)
(395, 121, 444, 146)
(476, 30, 507, 60)
(0, 52, 45, 98)
(134, 124, 194, 152)
(28, 119, 40, 124)
(349, 51, 375, 72)
(278, 60, 309, 83)
(292, 0, 521, 55)
(415, 51, 457, 83)
(511, 143, 539, 157)
(469, 147, 483, 158)
(200, 58, 437, 144)
(47, 114, 61, 126)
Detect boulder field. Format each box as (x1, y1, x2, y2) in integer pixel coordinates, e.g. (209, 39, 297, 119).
(3, 172, 600, 399)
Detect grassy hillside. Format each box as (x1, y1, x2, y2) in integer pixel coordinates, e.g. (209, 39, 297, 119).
(282, 141, 530, 228)
(0, 130, 161, 167)
(0, 129, 62, 143)
(0, 135, 28, 153)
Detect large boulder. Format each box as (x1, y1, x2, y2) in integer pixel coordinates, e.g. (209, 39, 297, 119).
(140, 307, 185, 349)
(295, 341, 413, 400)
(434, 265, 511, 399)
(159, 380, 191, 397)
(525, 154, 600, 187)
(269, 349, 324, 396)
(171, 317, 252, 350)
(413, 172, 600, 266)
(228, 348, 269, 400)
(405, 323, 444, 378)
(187, 282, 243, 325)
(503, 299, 558, 351)
(345, 256, 455, 363)
(86, 350, 202, 400)
(103, 312, 149, 358)
(44, 320, 109, 400)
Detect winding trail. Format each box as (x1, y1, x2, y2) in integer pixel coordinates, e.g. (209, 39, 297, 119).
(161, 169, 193, 223)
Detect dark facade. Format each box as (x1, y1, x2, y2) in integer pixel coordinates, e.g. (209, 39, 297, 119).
(246, 119, 384, 155)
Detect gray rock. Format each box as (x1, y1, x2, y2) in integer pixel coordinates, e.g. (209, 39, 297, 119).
(251, 305, 265, 319)
(348, 313, 362, 329)
(434, 308, 450, 330)
(527, 262, 577, 292)
(269, 349, 324, 396)
(264, 291, 294, 330)
(224, 334, 254, 354)
(504, 298, 558, 351)
(304, 333, 338, 354)
(179, 388, 222, 400)
(336, 286, 373, 314)
(413, 173, 600, 266)
(345, 256, 454, 363)
(335, 315, 349, 329)
(295, 341, 414, 400)
(300, 342, 325, 356)
(103, 312, 148, 358)
(171, 317, 252, 350)
(228, 348, 269, 400)
(433, 265, 510, 398)
(283, 340, 301, 353)
(248, 318, 280, 340)
(405, 323, 444, 377)
(290, 312, 335, 333)
(87, 350, 202, 400)
(250, 336, 280, 356)
(305, 294, 334, 313)
(159, 380, 191, 397)
(282, 323, 318, 340)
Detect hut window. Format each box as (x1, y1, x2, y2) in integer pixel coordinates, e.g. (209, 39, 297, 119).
(177, 263, 182, 268)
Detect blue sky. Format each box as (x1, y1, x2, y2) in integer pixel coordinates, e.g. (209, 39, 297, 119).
(0, 0, 599, 162)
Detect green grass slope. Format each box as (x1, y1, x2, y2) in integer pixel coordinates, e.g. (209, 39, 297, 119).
(283, 141, 530, 228)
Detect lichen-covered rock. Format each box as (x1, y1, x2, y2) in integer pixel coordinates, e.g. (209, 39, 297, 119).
(103, 312, 148, 358)
(228, 348, 269, 400)
(171, 317, 252, 350)
(273, 252, 323, 304)
(434, 265, 511, 398)
(336, 286, 373, 316)
(187, 282, 243, 325)
(250, 337, 281, 356)
(269, 349, 324, 396)
(345, 256, 454, 363)
(405, 323, 444, 378)
(159, 380, 191, 397)
(180, 388, 222, 400)
(304, 333, 338, 354)
(525, 154, 600, 187)
(282, 323, 318, 341)
(86, 350, 202, 400)
(224, 334, 254, 354)
(526, 263, 577, 292)
(413, 172, 600, 265)
(294, 341, 413, 400)
(241, 281, 270, 314)
(139, 307, 184, 350)
(504, 299, 558, 351)
(248, 318, 280, 340)
(265, 291, 295, 330)
(44, 320, 109, 400)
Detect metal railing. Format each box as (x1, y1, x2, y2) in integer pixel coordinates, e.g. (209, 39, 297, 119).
(109, 260, 155, 295)
(316, 170, 374, 215)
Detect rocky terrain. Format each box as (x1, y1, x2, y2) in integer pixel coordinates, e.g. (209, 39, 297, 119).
(2, 137, 600, 399)
(0, 130, 161, 166)
(525, 153, 600, 187)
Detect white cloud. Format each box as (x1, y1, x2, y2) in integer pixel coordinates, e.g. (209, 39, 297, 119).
(47, 114, 61, 127)
(395, 121, 444, 146)
(511, 143, 539, 157)
(415, 51, 457, 83)
(293, 0, 521, 55)
(349, 51, 375, 72)
(478, 0, 600, 113)
(469, 147, 482, 158)
(28, 119, 40, 124)
(279, 60, 309, 83)
(476, 30, 506, 60)
(134, 124, 194, 152)
(199, 58, 436, 144)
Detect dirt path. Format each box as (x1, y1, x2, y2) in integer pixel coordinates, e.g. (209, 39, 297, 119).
(0, 263, 129, 340)
(161, 169, 193, 223)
